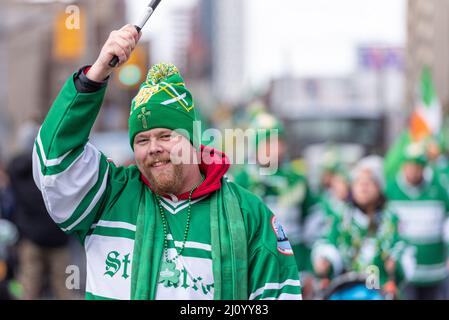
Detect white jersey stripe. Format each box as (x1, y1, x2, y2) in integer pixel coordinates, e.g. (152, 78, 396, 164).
(249, 279, 301, 300)
(34, 142, 104, 224)
(160, 195, 208, 215)
(261, 293, 302, 300)
(37, 128, 72, 167)
(166, 234, 211, 251)
(62, 166, 109, 232)
(159, 197, 188, 208)
(91, 220, 137, 232)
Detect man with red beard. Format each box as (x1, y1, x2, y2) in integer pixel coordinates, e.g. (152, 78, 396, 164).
(32, 25, 301, 300)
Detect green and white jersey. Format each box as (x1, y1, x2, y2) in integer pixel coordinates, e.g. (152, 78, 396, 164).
(386, 171, 449, 285)
(320, 192, 351, 220)
(32, 74, 302, 300)
(155, 195, 214, 300)
(311, 203, 408, 286)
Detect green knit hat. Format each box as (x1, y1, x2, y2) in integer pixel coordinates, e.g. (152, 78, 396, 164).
(251, 112, 285, 148)
(128, 63, 198, 149)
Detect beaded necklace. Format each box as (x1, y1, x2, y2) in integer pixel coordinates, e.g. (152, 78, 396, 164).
(156, 176, 204, 286)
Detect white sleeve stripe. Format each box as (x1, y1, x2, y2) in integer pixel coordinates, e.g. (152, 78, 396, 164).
(39, 143, 102, 224)
(91, 220, 136, 232)
(33, 144, 43, 192)
(249, 279, 301, 300)
(37, 128, 72, 167)
(261, 293, 302, 300)
(62, 166, 109, 232)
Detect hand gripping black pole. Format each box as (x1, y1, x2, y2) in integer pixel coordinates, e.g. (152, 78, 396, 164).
(108, 0, 162, 68)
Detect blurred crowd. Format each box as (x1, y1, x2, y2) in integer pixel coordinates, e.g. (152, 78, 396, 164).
(228, 107, 449, 300)
(2, 105, 449, 300)
(0, 122, 83, 300)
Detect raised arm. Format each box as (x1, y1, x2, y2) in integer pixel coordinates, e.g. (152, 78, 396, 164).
(32, 25, 140, 241)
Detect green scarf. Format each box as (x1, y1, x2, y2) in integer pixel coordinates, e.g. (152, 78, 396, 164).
(131, 179, 248, 300)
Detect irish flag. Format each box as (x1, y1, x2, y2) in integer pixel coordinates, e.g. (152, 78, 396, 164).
(385, 67, 442, 178)
(409, 67, 442, 142)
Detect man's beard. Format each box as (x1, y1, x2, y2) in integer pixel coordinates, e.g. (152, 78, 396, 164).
(143, 157, 184, 195)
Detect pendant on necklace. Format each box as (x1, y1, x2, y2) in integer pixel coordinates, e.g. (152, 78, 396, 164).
(159, 260, 180, 287)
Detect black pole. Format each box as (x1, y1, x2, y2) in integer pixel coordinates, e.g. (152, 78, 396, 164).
(108, 0, 162, 68)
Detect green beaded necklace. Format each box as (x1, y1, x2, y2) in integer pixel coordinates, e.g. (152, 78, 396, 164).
(156, 176, 204, 287)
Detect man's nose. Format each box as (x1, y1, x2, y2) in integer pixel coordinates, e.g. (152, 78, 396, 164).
(147, 138, 164, 155)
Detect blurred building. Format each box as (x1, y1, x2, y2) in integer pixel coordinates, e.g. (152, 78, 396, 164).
(406, 0, 449, 113)
(268, 48, 404, 116)
(210, 0, 246, 106)
(182, 0, 215, 120)
(354, 45, 406, 145)
(0, 0, 128, 160)
(0, 0, 56, 160)
(355, 45, 405, 112)
(188, 0, 246, 107)
(267, 45, 405, 157)
(169, 7, 195, 75)
(268, 75, 388, 158)
(188, 0, 213, 81)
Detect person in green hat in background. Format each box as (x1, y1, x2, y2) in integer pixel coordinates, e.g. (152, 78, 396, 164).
(32, 24, 301, 300)
(232, 111, 324, 299)
(313, 145, 353, 224)
(385, 142, 449, 299)
(319, 162, 352, 220)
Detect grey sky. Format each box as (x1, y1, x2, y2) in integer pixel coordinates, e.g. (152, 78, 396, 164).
(127, 0, 406, 89)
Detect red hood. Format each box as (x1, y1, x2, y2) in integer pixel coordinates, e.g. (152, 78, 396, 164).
(140, 145, 231, 200)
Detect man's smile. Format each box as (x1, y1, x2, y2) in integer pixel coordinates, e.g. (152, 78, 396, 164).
(151, 160, 171, 168)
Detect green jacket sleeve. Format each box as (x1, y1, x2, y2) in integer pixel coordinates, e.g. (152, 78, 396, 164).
(234, 186, 302, 300)
(32, 73, 120, 242)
